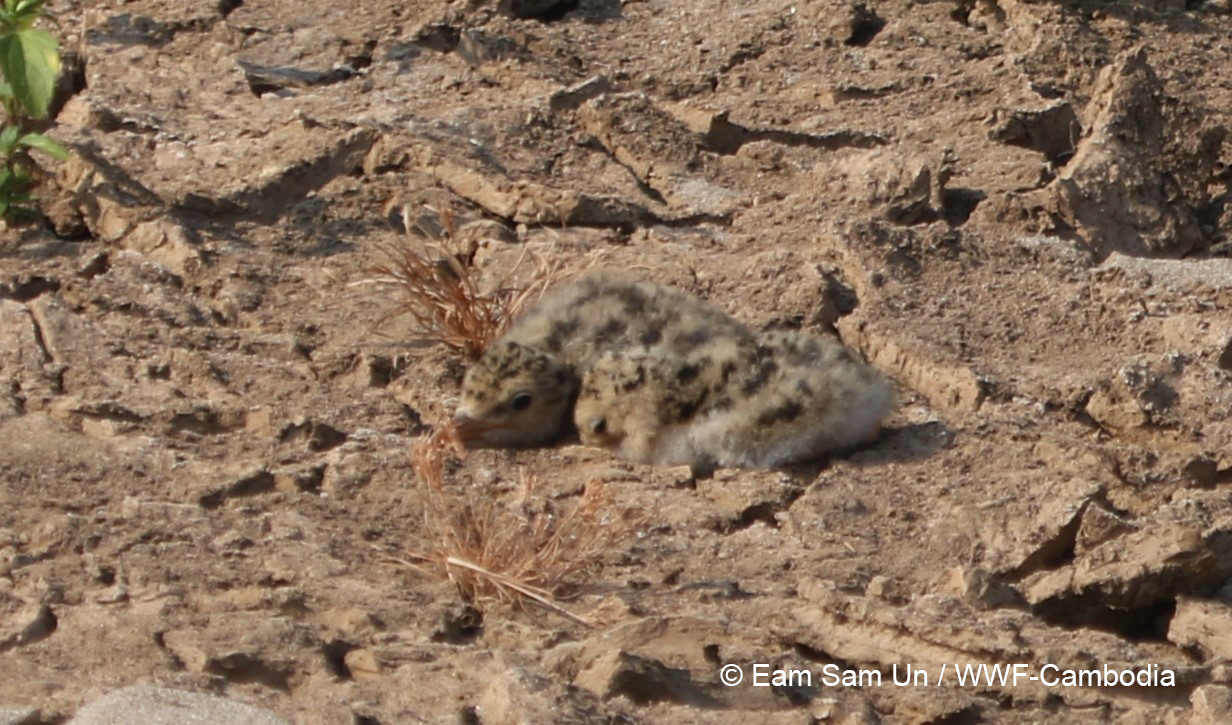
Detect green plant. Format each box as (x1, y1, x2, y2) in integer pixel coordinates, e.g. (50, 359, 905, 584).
(0, 0, 68, 218)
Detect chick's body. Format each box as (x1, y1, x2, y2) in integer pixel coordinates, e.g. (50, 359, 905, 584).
(454, 272, 893, 467)
(453, 273, 751, 447)
(574, 330, 893, 469)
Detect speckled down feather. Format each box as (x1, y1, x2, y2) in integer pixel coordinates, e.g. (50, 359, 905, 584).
(453, 271, 893, 467)
(574, 329, 893, 469)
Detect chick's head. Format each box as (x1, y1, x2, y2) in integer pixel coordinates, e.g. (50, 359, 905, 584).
(453, 340, 576, 448)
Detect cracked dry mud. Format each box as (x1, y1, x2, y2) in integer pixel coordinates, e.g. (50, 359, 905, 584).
(3, 0, 1232, 723)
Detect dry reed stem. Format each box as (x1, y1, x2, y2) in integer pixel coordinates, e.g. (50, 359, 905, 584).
(364, 205, 562, 358)
(397, 429, 640, 624)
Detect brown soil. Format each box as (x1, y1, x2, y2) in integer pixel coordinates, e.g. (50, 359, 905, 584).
(3, 0, 1232, 722)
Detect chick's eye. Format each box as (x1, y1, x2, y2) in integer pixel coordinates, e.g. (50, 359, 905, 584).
(591, 417, 607, 435)
(510, 393, 533, 411)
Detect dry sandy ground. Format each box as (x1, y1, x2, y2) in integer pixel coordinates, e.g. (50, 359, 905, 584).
(3, 0, 1232, 722)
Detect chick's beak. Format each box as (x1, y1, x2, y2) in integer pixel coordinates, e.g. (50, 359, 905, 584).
(450, 413, 482, 448)
(450, 413, 511, 449)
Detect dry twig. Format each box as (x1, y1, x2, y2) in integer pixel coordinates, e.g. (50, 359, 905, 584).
(363, 205, 561, 358)
(391, 429, 640, 624)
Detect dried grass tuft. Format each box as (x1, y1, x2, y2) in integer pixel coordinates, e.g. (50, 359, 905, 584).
(392, 428, 639, 625)
(364, 205, 561, 358)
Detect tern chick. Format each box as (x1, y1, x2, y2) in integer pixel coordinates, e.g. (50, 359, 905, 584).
(452, 272, 751, 447)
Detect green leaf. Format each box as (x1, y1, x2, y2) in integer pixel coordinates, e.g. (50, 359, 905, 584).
(0, 82, 13, 119)
(0, 124, 18, 152)
(0, 27, 59, 118)
(14, 0, 46, 15)
(17, 131, 66, 159)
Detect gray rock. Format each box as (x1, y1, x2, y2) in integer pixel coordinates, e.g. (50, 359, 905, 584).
(68, 686, 289, 725)
(0, 707, 39, 725)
